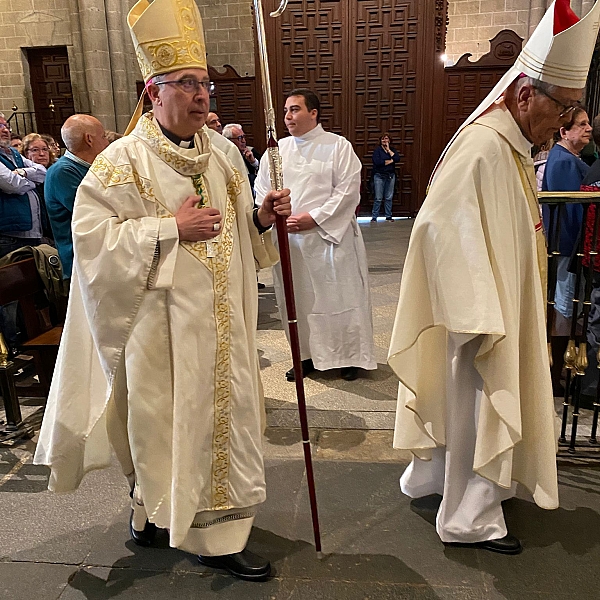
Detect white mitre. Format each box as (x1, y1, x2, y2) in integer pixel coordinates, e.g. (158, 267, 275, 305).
(436, 0, 600, 171)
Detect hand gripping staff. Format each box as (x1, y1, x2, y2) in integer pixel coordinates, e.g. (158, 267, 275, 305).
(252, 0, 322, 555)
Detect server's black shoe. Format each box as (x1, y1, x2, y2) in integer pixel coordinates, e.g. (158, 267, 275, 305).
(129, 510, 157, 547)
(198, 549, 271, 581)
(285, 359, 315, 382)
(341, 366, 359, 381)
(446, 534, 522, 555)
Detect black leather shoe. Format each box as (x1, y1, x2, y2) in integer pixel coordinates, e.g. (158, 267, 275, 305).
(257, 282, 266, 290)
(198, 549, 271, 581)
(129, 510, 157, 547)
(285, 359, 315, 382)
(341, 366, 358, 381)
(446, 534, 522, 555)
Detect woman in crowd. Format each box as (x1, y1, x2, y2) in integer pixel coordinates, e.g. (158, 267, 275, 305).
(371, 133, 401, 222)
(22, 133, 57, 169)
(542, 107, 593, 393)
(21, 133, 55, 241)
(42, 134, 61, 161)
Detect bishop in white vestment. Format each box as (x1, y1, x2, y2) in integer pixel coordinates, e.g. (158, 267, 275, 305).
(388, 0, 600, 553)
(34, 0, 290, 581)
(255, 89, 376, 382)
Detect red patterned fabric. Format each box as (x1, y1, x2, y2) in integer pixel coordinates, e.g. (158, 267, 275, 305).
(581, 185, 600, 270)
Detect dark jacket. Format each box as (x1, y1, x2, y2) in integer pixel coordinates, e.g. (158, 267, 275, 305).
(542, 144, 590, 256)
(372, 145, 401, 176)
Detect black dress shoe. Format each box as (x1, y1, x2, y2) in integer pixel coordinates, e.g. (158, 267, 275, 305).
(257, 282, 266, 290)
(446, 534, 522, 555)
(285, 359, 315, 382)
(198, 549, 271, 581)
(340, 366, 358, 381)
(129, 510, 157, 547)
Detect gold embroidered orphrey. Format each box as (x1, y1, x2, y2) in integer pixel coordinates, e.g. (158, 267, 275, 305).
(90, 153, 243, 510)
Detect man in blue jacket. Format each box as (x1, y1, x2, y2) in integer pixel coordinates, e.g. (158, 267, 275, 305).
(0, 112, 47, 351)
(45, 114, 108, 281)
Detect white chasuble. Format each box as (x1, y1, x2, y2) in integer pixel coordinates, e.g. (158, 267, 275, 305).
(388, 102, 559, 510)
(254, 124, 376, 370)
(34, 113, 278, 551)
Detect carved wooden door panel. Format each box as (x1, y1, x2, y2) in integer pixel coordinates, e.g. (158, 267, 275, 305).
(351, 0, 420, 214)
(264, 0, 447, 215)
(27, 47, 75, 145)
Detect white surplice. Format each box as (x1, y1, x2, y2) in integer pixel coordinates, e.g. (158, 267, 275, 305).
(34, 113, 279, 555)
(388, 102, 559, 531)
(254, 124, 376, 371)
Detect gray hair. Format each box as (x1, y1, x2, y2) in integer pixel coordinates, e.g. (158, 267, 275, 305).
(222, 124, 243, 139)
(516, 76, 559, 97)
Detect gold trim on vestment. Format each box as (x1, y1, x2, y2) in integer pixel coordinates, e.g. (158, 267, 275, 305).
(90, 155, 156, 202)
(512, 149, 548, 297)
(155, 171, 241, 510)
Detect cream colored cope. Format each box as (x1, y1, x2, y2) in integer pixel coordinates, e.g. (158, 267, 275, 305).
(388, 103, 559, 510)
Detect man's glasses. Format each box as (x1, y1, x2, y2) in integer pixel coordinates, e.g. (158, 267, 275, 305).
(236, 135, 246, 141)
(533, 86, 581, 118)
(0, 123, 10, 131)
(154, 78, 215, 95)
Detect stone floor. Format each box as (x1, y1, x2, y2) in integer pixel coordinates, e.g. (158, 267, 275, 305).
(3, 219, 600, 599)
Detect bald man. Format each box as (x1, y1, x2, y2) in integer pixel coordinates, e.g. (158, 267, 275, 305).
(206, 112, 222, 134)
(45, 115, 108, 279)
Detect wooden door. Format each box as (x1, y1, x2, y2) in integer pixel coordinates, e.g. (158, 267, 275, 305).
(27, 47, 75, 145)
(264, 0, 447, 216)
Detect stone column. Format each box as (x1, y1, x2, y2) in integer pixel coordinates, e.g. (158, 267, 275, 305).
(70, 0, 117, 129)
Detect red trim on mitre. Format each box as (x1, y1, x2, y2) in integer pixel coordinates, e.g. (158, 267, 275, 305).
(554, 0, 580, 35)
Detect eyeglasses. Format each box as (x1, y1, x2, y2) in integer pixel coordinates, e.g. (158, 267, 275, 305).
(28, 147, 49, 154)
(533, 86, 581, 118)
(155, 78, 215, 95)
(0, 123, 10, 131)
(235, 135, 246, 141)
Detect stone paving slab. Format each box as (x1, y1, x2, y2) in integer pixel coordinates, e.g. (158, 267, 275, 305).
(2, 437, 600, 599)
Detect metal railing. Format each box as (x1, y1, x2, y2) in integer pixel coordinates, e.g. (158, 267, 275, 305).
(540, 191, 600, 455)
(6, 111, 36, 137)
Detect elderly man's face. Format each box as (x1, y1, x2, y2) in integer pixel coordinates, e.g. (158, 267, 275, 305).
(229, 126, 247, 151)
(521, 84, 584, 145)
(0, 118, 11, 148)
(206, 112, 222, 134)
(149, 68, 210, 138)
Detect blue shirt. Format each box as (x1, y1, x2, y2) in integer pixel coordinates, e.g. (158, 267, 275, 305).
(44, 153, 90, 278)
(542, 144, 590, 256)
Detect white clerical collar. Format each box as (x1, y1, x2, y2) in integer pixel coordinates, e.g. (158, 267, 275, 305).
(293, 123, 324, 142)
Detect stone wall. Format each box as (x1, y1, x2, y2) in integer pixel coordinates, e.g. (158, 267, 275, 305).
(200, 0, 256, 77)
(0, 0, 255, 133)
(446, 0, 597, 63)
(0, 0, 73, 117)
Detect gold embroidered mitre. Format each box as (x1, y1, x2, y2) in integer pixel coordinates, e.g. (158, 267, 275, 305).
(128, 0, 207, 83)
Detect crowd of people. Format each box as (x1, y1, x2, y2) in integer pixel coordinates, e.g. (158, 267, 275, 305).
(0, 0, 599, 583)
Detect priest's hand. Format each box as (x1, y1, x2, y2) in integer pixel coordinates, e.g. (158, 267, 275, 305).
(175, 196, 222, 241)
(257, 188, 292, 227)
(287, 212, 317, 232)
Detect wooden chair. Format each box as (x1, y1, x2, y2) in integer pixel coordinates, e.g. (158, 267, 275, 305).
(0, 258, 63, 438)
